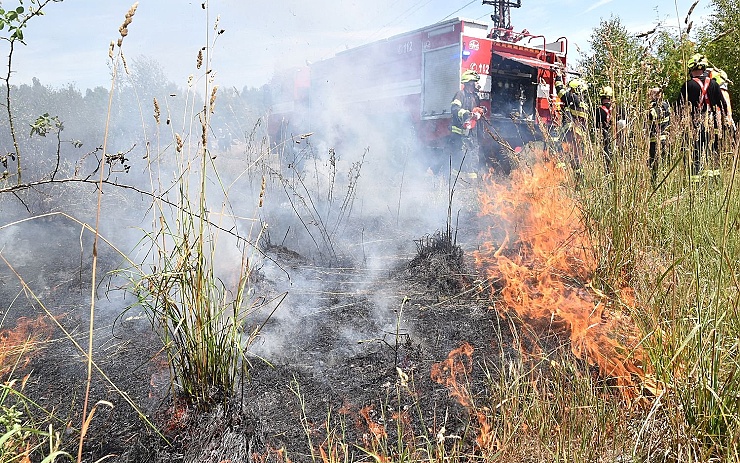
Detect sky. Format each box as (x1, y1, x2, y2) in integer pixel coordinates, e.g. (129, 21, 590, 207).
(8, 0, 714, 92)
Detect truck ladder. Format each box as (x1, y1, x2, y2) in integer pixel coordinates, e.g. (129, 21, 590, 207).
(482, 0, 522, 30)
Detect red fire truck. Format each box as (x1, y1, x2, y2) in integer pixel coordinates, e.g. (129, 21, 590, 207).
(268, 1, 567, 173)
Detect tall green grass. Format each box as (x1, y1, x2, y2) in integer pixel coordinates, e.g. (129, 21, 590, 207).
(127, 180, 261, 407)
(576, 89, 740, 461)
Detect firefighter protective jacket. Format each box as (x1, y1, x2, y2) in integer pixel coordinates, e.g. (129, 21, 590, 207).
(595, 102, 612, 141)
(451, 88, 481, 136)
(649, 100, 671, 142)
(555, 77, 587, 130)
(680, 74, 726, 123)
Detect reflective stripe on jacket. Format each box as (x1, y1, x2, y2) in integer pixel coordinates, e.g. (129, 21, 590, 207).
(649, 100, 671, 142)
(451, 89, 480, 136)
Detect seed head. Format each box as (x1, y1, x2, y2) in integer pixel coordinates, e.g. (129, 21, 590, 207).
(259, 175, 266, 207)
(209, 86, 218, 113)
(175, 133, 183, 153)
(117, 3, 138, 46)
(153, 98, 160, 124)
(199, 114, 207, 149)
(121, 53, 129, 75)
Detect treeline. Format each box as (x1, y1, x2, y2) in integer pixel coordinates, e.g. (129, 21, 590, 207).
(0, 56, 269, 185)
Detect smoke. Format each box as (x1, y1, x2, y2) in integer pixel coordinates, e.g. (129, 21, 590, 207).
(247, 253, 416, 369)
(0, 0, 492, 383)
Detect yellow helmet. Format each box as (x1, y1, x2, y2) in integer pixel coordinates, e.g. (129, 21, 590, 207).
(568, 78, 588, 92)
(461, 69, 480, 83)
(711, 68, 724, 86)
(688, 53, 708, 71)
(721, 69, 733, 85)
(599, 86, 614, 98)
(711, 68, 732, 86)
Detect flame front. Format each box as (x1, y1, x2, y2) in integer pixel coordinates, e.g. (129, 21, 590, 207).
(0, 315, 53, 378)
(430, 342, 474, 408)
(473, 154, 644, 393)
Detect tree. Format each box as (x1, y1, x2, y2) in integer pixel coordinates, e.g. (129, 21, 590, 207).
(643, 30, 696, 102)
(579, 16, 645, 113)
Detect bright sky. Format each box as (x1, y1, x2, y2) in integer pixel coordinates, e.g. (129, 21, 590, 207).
(9, 0, 713, 91)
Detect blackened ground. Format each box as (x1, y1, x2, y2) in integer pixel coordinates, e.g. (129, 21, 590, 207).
(0, 182, 526, 463)
(116, 256, 519, 463)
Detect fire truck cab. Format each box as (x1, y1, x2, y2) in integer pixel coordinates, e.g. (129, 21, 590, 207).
(268, 15, 567, 173)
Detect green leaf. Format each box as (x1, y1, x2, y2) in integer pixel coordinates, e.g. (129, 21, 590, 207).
(0, 424, 22, 448)
(15, 6, 24, 14)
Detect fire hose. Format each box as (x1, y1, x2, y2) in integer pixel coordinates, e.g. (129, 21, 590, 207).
(477, 109, 517, 155)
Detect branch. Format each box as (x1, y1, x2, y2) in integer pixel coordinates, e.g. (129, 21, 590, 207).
(0, 176, 291, 279)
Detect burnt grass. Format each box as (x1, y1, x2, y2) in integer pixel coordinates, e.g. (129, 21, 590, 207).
(0, 191, 542, 463)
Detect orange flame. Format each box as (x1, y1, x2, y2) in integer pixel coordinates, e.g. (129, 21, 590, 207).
(431, 343, 499, 451)
(473, 154, 644, 395)
(476, 412, 495, 451)
(0, 316, 54, 378)
(430, 342, 474, 408)
(359, 405, 387, 444)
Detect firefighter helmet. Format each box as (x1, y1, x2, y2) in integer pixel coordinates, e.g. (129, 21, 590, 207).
(461, 69, 480, 83)
(720, 69, 733, 85)
(711, 68, 725, 86)
(688, 53, 708, 71)
(568, 78, 587, 92)
(711, 68, 732, 86)
(599, 86, 614, 98)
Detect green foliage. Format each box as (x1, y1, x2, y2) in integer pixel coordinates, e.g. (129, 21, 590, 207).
(0, 0, 63, 43)
(648, 30, 696, 101)
(0, 0, 64, 184)
(0, 379, 70, 462)
(0, 0, 63, 44)
(579, 16, 645, 104)
(29, 112, 61, 137)
(0, 6, 27, 42)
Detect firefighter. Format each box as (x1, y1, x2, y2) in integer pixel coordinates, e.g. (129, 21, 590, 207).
(710, 68, 735, 155)
(715, 69, 734, 130)
(555, 73, 588, 180)
(648, 87, 671, 184)
(595, 86, 614, 173)
(450, 69, 486, 173)
(680, 53, 727, 180)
